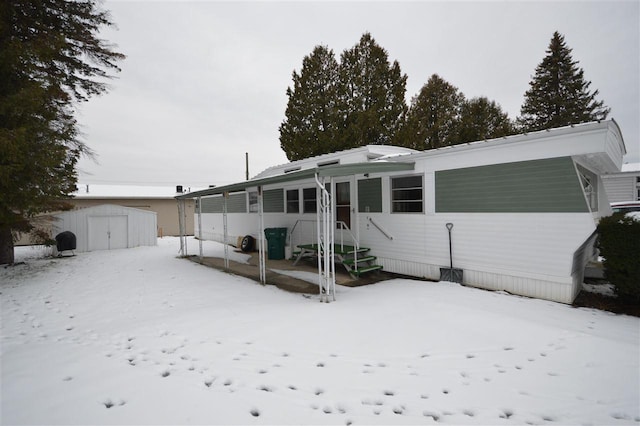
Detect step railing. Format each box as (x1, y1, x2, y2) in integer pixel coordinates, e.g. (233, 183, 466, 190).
(367, 216, 393, 240)
(289, 219, 360, 267)
(289, 219, 316, 258)
(335, 220, 359, 252)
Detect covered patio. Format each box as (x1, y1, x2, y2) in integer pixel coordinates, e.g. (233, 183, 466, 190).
(175, 160, 414, 302)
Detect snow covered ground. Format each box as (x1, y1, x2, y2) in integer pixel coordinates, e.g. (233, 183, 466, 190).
(1, 238, 638, 425)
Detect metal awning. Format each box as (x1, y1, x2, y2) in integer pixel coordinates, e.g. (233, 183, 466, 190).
(176, 159, 415, 300)
(175, 161, 415, 200)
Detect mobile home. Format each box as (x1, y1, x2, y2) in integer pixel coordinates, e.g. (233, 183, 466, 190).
(177, 120, 626, 304)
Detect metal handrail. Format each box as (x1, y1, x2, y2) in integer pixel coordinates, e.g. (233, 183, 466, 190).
(289, 219, 317, 255)
(335, 220, 359, 250)
(367, 216, 393, 240)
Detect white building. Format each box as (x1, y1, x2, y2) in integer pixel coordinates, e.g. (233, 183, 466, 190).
(602, 162, 640, 203)
(51, 204, 157, 253)
(177, 120, 626, 304)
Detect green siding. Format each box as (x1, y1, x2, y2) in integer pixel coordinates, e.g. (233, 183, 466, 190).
(358, 178, 382, 213)
(435, 157, 588, 213)
(263, 189, 284, 213)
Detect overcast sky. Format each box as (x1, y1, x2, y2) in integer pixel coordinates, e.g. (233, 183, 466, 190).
(76, 0, 640, 188)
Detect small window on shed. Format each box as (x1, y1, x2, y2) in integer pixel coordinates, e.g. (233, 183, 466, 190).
(286, 189, 299, 213)
(391, 175, 423, 213)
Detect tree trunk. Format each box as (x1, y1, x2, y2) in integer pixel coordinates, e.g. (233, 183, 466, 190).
(0, 226, 15, 265)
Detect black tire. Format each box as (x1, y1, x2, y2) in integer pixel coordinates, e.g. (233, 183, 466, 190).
(240, 235, 254, 252)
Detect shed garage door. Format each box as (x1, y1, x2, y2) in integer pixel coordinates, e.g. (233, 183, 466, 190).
(88, 215, 128, 251)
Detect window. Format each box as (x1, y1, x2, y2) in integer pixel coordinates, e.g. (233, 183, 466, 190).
(248, 191, 258, 213)
(636, 177, 640, 201)
(577, 165, 597, 211)
(303, 187, 317, 213)
(391, 175, 423, 213)
(336, 182, 350, 229)
(358, 178, 382, 213)
(286, 189, 299, 213)
(263, 189, 284, 213)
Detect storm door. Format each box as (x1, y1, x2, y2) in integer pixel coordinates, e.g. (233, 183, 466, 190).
(336, 181, 351, 230)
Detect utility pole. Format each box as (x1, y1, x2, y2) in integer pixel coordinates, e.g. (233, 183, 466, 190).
(245, 152, 249, 180)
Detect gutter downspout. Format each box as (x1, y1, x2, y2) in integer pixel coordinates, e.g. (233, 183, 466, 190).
(315, 173, 335, 302)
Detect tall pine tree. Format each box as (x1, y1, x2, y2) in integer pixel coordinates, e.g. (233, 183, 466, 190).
(518, 31, 609, 132)
(399, 74, 464, 150)
(0, 0, 124, 264)
(336, 33, 407, 149)
(456, 97, 514, 143)
(279, 45, 339, 161)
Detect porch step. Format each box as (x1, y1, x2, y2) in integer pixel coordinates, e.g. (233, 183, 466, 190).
(294, 243, 383, 278)
(343, 256, 377, 266)
(350, 264, 384, 276)
(297, 244, 371, 256)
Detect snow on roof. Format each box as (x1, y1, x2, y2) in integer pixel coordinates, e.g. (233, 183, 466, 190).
(73, 184, 205, 199)
(621, 162, 640, 172)
(252, 145, 417, 179)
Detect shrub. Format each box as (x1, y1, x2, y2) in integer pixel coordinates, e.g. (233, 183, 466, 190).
(597, 212, 640, 303)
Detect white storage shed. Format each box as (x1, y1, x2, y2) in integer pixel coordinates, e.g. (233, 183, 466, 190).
(51, 204, 157, 253)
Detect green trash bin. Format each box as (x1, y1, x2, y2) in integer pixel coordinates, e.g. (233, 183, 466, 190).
(264, 227, 287, 260)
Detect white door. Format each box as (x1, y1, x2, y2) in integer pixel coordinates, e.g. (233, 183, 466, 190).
(335, 181, 352, 230)
(88, 215, 128, 251)
(108, 216, 128, 249)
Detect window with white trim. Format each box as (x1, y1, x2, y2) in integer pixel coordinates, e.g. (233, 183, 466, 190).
(286, 189, 299, 213)
(577, 166, 597, 211)
(248, 191, 258, 213)
(391, 175, 423, 213)
(303, 187, 317, 213)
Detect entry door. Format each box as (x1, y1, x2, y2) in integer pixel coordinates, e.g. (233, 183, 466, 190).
(335, 181, 351, 230)
(88, 215, 128, 251)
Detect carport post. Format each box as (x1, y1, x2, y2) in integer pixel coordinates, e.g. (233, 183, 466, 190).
(198, 196, 203, 259)
(183, 199, 188, 257)
(223, 191, 229, 270)
(258, 186, 266, 285)
(177, 198, 187, 256)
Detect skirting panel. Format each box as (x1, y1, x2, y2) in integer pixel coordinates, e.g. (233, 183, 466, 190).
(378, 257, 577, 304)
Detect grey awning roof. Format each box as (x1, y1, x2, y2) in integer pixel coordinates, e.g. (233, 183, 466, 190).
(176, 161, 415, 199)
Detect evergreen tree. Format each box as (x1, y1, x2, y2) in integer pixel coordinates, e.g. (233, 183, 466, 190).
(399, 74, 464, 150)
(457, 97, 515, 143)
(518, 31, 609, 132)
(279, 46, 339, 161)
(0, 0, 124, 264)
(336, 33, 407, 149)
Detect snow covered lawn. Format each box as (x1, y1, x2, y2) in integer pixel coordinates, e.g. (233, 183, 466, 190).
(2, 238, 638, 425)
